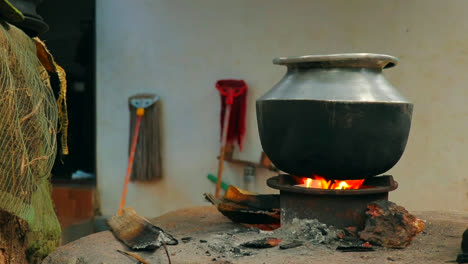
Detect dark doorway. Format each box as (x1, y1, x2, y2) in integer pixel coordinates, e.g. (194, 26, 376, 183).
(38, 0, 96, 184)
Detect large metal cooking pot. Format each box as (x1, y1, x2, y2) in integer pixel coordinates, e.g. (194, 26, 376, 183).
(256, 53, 413, 180)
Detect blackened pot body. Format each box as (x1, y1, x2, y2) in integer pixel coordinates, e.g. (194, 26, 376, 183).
(256, 54, 413, 180)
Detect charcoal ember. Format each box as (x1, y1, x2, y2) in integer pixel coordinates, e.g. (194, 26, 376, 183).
(240, 237, 282, 248)
(336, 230, 345, 239)
(362, 242, 372, 248)
(359, 200, 425, 248)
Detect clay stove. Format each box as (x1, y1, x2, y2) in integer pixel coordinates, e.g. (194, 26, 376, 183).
(256, 53, 413, 229)
(267, 174, 397, 228)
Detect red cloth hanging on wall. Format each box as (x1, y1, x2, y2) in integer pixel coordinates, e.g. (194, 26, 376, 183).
(216, 79, 248, 150)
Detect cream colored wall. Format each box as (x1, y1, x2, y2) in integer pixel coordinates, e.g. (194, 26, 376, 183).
(96, 0, 468, 217)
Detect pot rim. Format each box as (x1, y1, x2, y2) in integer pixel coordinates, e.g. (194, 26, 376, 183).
(273, 53, 398, 69)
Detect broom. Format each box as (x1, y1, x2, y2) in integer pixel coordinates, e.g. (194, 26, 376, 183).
(108, 94, 176, 255)
(117, 94, 160, 214)
(215, 80, 248, 198)
(128, 94, 162, 181)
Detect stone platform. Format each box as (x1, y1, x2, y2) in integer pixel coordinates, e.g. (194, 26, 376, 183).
(43, 206, 468, 264)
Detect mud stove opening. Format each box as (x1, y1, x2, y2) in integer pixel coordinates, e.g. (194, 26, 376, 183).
(267, 174, 398, 229)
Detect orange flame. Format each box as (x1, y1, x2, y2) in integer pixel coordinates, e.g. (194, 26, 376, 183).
(300, 175, 365, 190)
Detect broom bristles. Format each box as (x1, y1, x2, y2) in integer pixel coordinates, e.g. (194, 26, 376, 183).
(128, 94, 162, 181)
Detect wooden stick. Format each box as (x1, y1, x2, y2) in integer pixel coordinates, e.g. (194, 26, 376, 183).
(215, 104, 231, 198)
(116, 250, 149, 264)
(162, 241, 172, 264)
(119, 112, 143, 215)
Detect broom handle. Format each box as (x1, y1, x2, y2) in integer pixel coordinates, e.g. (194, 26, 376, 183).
(215, 104, 231, 198)
(118, 109, 144, 215)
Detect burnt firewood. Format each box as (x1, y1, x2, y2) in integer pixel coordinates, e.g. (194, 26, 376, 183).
(336, 245, 375, 252)
(344, 226, 358, 238)
(359, 200, 425, 248)
(107, 207, 178, 250)
(204, 193, 280, 225)
(279, 241, 303, 250)
(241, 237, 282, 248)
(337, 241, 373, 252)
(223, 186, 279, 210)
(117, 250, 150, 264)
(181, 237, 192, 243)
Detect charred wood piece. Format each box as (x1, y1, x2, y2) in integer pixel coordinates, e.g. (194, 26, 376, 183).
(336, 245, 375, 252)
(359, 200, 425, 248)
(107, 207, 178, 250)
(181, 237, 192, 243)
(223, 186, 279, 210)
(204, 193, 280, 225)
(117, 250, 150, 264)
(241, 237, 282, 249)
(279, 241, 303, 250)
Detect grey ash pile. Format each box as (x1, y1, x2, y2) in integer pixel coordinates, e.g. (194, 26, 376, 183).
(272, 218, 342, 246)
(194, 218, 364, 260)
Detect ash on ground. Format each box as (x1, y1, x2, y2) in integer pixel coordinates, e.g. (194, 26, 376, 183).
(195, 218, 361, 259)
(273, 218, 340, 245)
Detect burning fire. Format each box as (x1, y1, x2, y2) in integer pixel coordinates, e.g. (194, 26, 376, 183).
(300, 175, 365, 190)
